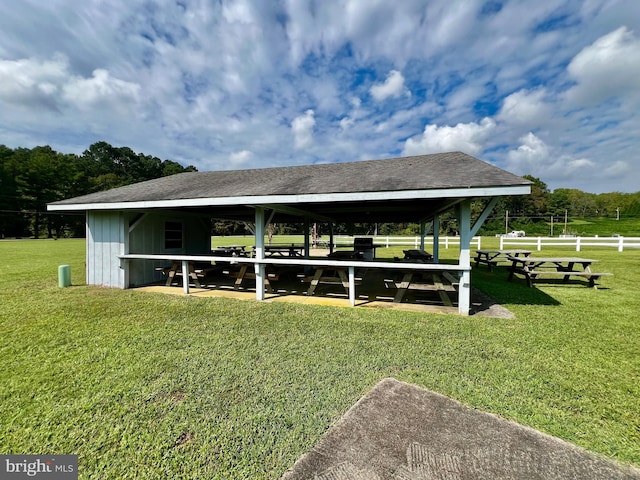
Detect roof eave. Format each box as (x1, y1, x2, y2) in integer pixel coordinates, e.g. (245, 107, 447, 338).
(47, 184, 531, 212)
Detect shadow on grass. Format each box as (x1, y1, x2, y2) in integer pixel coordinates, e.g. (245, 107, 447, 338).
(473, 267, 562, 307)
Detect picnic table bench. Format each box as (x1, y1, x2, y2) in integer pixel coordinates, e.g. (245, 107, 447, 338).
(401, 249, 433, 262)
(474, 249, 531, 271)
(157, 261, 218, 288)
(226, 264, 280, 293)
(385, 269, 458, 305)
(264, 245, 305, 257)
(301, 265, 365, 297)
(507, 256, 613, 288)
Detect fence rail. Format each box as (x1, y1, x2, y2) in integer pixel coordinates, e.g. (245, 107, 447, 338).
(333, 236, 481, 249)
(499, 236, 640, 252)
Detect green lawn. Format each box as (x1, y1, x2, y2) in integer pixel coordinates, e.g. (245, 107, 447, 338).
(0, 238, 638, 478)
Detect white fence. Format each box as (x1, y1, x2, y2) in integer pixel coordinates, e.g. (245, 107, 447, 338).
(499, 236, 640, 252)
(334, 235, 481, 249)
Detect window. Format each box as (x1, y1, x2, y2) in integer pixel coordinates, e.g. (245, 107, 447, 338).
(164, 221, 183, 249)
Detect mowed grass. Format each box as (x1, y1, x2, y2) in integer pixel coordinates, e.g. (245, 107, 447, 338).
(0, 238, 639, 478)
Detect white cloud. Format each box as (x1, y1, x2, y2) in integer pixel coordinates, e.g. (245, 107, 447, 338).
(497, 88, 551, 128)
(62, 69, 140, 110)
(370, 70, 410, 102)
(229, 150, 253, 166)
(0, 56, 67, 107)
(506, 132, 550, 167)
(403, 118, 496, 156)
(291, 109, 316, 149)
(339, 116, 354, 130)
(506, 132, 597, 180)
(565, 26, 640, 106)
(0, 55, 139, 112)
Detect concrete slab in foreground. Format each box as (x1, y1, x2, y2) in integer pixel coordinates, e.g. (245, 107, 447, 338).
(282, 378, 639, 480)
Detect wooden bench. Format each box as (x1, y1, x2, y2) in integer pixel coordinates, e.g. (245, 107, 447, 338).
(300, 266, 365, 296)
(402, 249, 433, 262)
(506, 256, 612, 288)
(525, 270, 613, 288)
(226, 264, 280, 293)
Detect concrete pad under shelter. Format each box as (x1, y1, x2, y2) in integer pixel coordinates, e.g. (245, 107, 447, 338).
(282, 378, 640, 480)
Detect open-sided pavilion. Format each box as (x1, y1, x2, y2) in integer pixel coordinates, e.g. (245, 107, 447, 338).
(48, 152, 531, 315)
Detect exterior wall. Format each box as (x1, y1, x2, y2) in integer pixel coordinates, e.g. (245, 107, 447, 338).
(86, 211, 211, 288)
(86, 211, 127, 288)
(127, 212, 210, 287)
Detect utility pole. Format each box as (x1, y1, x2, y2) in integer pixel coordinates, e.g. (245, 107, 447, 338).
(616, 207, 620, 220)
(563, 209, 568, 235)
(505, 210, 509, 234)
(550, 215, 554, 236)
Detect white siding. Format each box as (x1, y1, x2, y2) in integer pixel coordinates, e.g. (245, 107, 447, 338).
(87, 211, 126, 288)
(86, 211, 210, 288)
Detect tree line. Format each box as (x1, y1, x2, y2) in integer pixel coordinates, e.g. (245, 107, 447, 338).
(476, 175, 640, 236)
(0, 141, 196, 238)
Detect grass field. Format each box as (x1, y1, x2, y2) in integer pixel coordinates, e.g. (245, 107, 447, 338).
(0, 237, 638, 479)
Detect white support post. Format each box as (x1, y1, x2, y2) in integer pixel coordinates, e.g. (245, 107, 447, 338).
(181, 260, 190, 294)
(304, 217, 310, 258)
(458, 200, 472, 267)
(348, 266, 355, 307)
(254, 207, 265, 300)
(329, 224, 335, 254)
(122, 212, 130, 288)
(458, 270, 471, 316)
(619, 236, 624, 252)
(433, 216, 440, 262)
(458, 199, 472, 315)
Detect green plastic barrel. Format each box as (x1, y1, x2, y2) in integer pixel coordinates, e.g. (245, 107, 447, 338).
(58, 264, 71, 287)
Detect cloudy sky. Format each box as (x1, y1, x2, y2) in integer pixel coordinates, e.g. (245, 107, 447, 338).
(1, 0, 639, 193)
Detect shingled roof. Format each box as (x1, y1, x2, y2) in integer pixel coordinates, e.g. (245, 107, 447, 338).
(51, 152, 529, 205)
(48, 152, 530, 222)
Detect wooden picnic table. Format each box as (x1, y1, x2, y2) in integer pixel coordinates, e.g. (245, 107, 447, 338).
(506, 256, 612, 288)
(212, 245, 248, 256)
(160, 260, 217, 288)
(386, 269, 458, 305)
(227, 264, 280, 293)
(302, 265, 364, 297)
(401, 249, 433, 263)
(327, 250, 364, 260)
(474, 249, 531, 271)
(264, 245, 305, 257)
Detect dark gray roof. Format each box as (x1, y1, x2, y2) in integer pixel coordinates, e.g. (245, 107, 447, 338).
(51, 152, 529, 206)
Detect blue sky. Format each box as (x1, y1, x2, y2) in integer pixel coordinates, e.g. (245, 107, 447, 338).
(1, 0, 639, 193)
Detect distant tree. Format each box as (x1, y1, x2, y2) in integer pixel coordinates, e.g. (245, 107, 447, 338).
(163, 159, 197, 176)
(0, 145, 24, 237)
(0, 141, 197, 238)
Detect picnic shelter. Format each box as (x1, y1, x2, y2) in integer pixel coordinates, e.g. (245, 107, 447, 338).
(47, 152, 531, 315)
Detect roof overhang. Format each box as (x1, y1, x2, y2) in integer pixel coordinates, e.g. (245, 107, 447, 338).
(48, 185, 530, 212)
